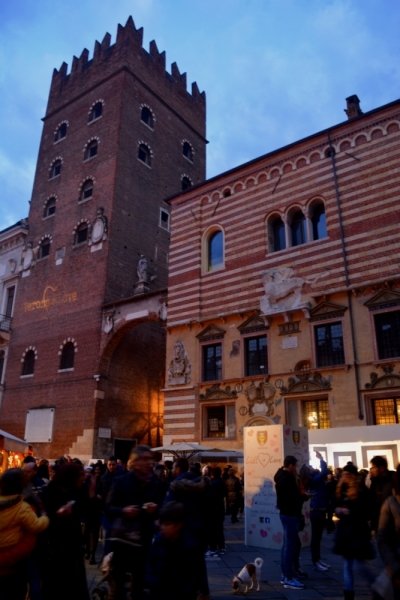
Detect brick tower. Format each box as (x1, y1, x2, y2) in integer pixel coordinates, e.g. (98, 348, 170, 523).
(0, 17, 206, 460)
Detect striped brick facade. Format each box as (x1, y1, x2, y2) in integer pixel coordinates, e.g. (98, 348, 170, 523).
(164, 98, 400, 449)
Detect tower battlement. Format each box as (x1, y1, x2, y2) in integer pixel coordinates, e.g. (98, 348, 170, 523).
(47, 17, 206, 121)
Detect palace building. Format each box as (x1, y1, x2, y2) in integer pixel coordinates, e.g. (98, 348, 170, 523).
(164, 95, 400, 457)
(0, 18, 206, 460)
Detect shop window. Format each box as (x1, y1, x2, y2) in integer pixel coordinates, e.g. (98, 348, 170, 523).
(138, 143, 151, 166)
(141, 106, 154, 128)
(59, 342, 75, 370)
(22, 350, 35, 376)
(205, 405, 236, 438)
(38, 238, 51, 259)
(290, 210, 307, 247)
(54, 122, 67, 142)
(315, 322, 345, 367)
(302, 399, 331, 429)
(245, 335, 267, 376)
(182, 141, 193, 161)
(44, 197, 56, 218)
(207, 230, 223, 272)
(311, 203, 327, 240)
(80, 179, 93, 202)
(374, 311, 400, 359)
(372, 397, 400, 425)
(49, 159, 62, 179)
(89, 102, 102, 122)
(84, 140, 98, 161)
(202, 343, 222, 381)
(74, 223, 88, 245)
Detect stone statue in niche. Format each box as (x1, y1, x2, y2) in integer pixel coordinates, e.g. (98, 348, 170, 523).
(89, 207, 108, 246)
(168, 340, 191, 385)
(159, 302, 168, 321)
(230, 340, 240, 358)
(137, 255, 148, 283)
(260, 267, 326, 314)
(245, 379, 276, 417)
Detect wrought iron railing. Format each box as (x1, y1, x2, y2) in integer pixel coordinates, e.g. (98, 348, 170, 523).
(0, 314, 12, 332)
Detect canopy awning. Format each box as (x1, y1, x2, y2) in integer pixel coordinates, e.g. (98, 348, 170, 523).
(0, 429, 29, 453)
(151, 441, 243, 459)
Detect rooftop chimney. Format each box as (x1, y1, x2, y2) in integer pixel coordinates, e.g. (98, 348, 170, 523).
(344, 95, 363, 120)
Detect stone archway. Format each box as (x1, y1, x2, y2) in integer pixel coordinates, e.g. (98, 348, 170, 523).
(93, 292, 167, 458)
(243, 415, 277, 427)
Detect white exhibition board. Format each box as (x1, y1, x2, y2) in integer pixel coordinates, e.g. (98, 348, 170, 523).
(244, 424, 310, 549)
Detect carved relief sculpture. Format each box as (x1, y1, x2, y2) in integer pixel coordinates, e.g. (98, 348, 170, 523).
(245, 379, 276, 417)
(168, 340, 191, 385)
(20, 242, 34, 271)
(89, 207, 108, 246)
(259, 267, 326, 314)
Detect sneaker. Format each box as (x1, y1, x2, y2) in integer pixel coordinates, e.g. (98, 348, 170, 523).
(219, 549, 226, 555)
(318, 560, 331, 568)
(280, 574, 285, 584)
(283, 578, 305, 589)
(294, 568, 308, 579)
(313, 561, 329, 572)
(204, 550, 218, 557)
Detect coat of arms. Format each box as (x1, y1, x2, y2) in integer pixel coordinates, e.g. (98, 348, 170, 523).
(292, 430, 300, 446)
(257, 430, 268, 446)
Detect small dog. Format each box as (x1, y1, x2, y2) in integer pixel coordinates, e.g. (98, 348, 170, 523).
(232, 557, 263, 593)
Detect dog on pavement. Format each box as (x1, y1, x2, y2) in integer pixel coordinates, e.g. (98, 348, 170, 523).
(232, 557, 263, 593)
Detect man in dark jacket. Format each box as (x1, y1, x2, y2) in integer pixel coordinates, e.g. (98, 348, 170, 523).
(274, 455, 306, 590)
(107, 445, 163, 600)
(369, 455, 394, 532)
(98, 455, 118, 555)
(225, 468, 242, 523)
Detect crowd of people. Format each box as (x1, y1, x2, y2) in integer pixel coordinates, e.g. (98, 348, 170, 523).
(275, 452, 400, 600)
(0, 447, 245, 600)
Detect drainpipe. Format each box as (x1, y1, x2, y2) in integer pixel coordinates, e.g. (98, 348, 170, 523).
(327, 132, 364, 420)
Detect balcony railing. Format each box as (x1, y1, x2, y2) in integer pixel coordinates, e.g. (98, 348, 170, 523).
(0, 314, 12, 333)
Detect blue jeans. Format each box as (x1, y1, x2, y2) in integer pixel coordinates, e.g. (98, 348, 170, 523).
(343, 558, 375, 591)
(280, 515, 300, 579)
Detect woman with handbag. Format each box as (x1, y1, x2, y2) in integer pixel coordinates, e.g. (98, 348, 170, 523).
(376, 464, 400, 600)
(333, 463, 375, 600)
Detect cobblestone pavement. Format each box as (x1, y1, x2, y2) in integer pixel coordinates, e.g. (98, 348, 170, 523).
(86, 518, 381, 599)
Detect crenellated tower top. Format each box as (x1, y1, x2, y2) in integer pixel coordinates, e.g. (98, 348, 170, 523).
(46, 16, 205, 121)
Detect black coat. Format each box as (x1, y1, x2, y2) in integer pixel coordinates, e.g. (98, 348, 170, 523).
(225, 475, 241, 510)
(333, 486, 374, 560)
(106, 470, 163, 548)
(274, 468, 305, 517)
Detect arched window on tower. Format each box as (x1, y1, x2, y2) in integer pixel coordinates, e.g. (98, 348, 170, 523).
(182, 141, 193, 162)
(84, 140, 98, 161)
(22, 350, 35, 376)
(38, 237, 51, 259)
(207, 230, 224, 271)
(49, 159, 62, 179)
(54, 122, 67, 142)
(74, 223, 88, 245)
(89, 102, 103, 122)
(311, 203, 327, 240)
(290, 210, 307, 247)
(60, 342, 75, 370)
(138, 143, 151, 166)
(80, 179, 94, 202)
(141, 106, 154, 128)
(181, 176, 192, 191)
(43, 197, 56, 218)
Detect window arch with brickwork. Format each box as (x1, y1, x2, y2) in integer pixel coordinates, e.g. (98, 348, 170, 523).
(182, 140, 194, 162)
(88, 101, 103, 122)
(59, 339, 77, 371)
(43, 197, 57, 219)
(140, 105, 154, 129)
(202, 225, 225, 274)
(49, 158, 62, 180)
(266, 213, 286, 253)
(54, 121, 68, 143)
(38, 235, 52, 259)
(138, 142, 152, 167)
(79, 179, 94, 203)
(21, 347, 37, 376)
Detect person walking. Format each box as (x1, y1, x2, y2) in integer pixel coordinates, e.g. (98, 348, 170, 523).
(376, 463, 400, 600)
(98, 455, 118, 556)
(370, 456, 395, 533)
(206, 466, 226, 556)
(106, 445, 163, 600)
(333, 463, 375, 600)
(274, 456, 307, 590)
(225, 468, 241, 523)
(300, 451, 330, 571)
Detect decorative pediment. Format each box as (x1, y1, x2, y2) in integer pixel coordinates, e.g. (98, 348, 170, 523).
(196, 324, 226, 341)
(280, 371, 332, 394)
(199, 384, 237, 401)
(364, 289, 400, 310)
(237, 316, 268, 334)
(310, 301, 347, 322)
(365, 364, 400, 389)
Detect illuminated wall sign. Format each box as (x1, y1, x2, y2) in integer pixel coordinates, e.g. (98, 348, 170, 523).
(24, 286, 78, 312)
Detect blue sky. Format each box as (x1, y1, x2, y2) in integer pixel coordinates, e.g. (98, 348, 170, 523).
(1, 0, 399, 230)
